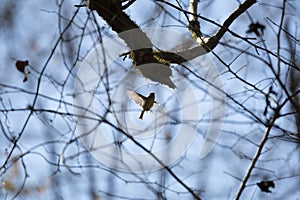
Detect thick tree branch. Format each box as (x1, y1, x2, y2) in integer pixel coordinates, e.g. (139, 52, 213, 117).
(188, 0, 202, 39)
(88, 0, 257, 66)
(88, 0, 155, 66)
(156, 0, 257, 61)
(212, 0, 257, 47)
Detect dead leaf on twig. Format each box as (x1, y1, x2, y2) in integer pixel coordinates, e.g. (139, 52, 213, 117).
(256, 180, 275, 193)
(15, 60, 30, 82)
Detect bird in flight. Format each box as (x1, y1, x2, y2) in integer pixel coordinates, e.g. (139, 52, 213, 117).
(126, 89, 156, 120)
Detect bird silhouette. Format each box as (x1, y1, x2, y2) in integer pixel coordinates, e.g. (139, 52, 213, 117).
(127, 89, 156, 120)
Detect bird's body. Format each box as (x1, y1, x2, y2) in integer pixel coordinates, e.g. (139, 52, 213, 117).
(138, 93, 155, 119)
(127, 89, 156, 120)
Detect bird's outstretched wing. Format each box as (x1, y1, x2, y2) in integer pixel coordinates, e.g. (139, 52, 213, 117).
(126, 89, 146, 107)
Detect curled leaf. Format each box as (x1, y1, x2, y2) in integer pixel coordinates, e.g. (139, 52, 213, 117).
(15, 60, 30, 82)
(256, 180, 275, 193)
(246, 22, 265, 36)
(15, 60, 29, 73)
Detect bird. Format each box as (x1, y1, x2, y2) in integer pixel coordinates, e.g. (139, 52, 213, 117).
(126, 89, 156, 120)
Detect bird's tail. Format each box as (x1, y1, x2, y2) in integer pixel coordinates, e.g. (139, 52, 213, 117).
(139, 110, 145, 120)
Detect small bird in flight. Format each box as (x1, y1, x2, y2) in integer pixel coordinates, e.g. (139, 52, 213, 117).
(127, 89, 156, 120)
